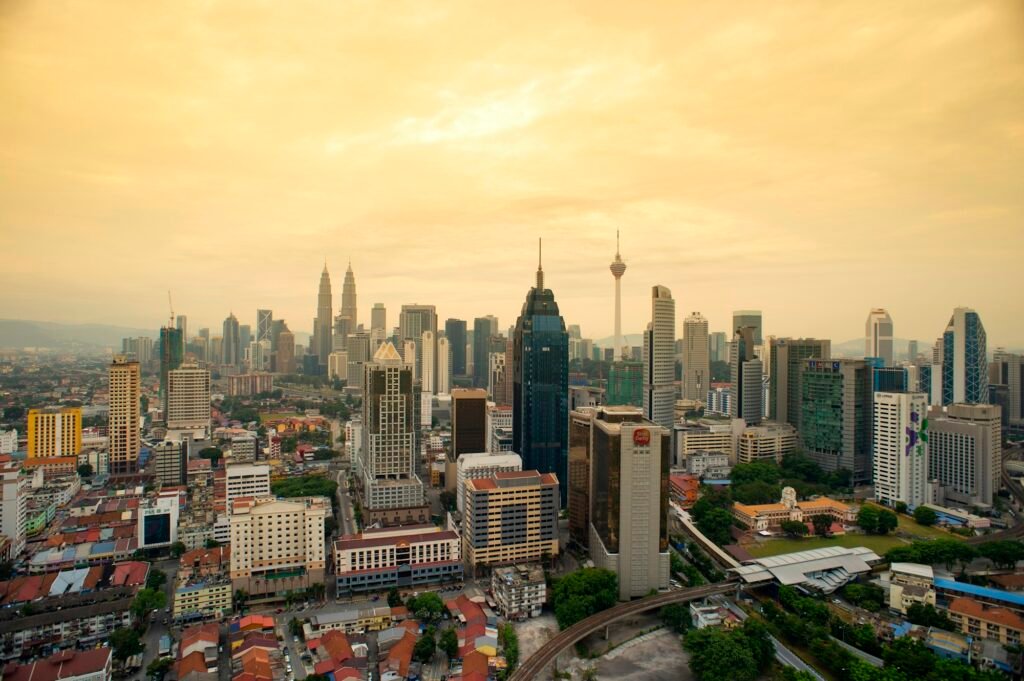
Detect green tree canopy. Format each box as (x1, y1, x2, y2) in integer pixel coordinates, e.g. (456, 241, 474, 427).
(110, 627, 143, 660)
(552, 568, 618, 630)
(781, 520, 809, 538)
(731, 462, 782, 486)
(413, 625, 436, 663)
(407, 592, 445, 621)
(913, 506, 938, 526)
(696, 507, 735, 547)
(146, 569, 167, 590)
(272, 474, 338, 499)
(439, 627, 458, 659)
(130, 587, 167, 619)
(812, 513, 832, 536)
(684, 626, 758, 681)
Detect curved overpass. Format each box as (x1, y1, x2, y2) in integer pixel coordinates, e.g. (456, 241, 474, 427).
(966, 470, 1024, 544)
(509, 580, 738, 681)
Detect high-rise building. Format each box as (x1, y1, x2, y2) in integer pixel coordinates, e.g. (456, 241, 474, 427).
(371, 303, 387, 334)
(166, 362, 211, 440)
(473, 316, 499, 388)
(122, 336, 154, 365)
(346, 331, 371, 387)
(730, 327, 763, 425)
(736, 421, 798, 465)
(159, 326, 184, 410)
(341, 262, 358, 330)
(732, 310, 762, 346)
(445, 319, 467, 377)
(437, 336, 451, 394)
(256, 309, 273, 344)
(513, 245, 569, 506)
(488, 339, 513, 407)
(400, 305, 438, 390)
(328, 351, 349, 382)
(642, 286, 675, 430)
(682, 312, 709, 402)
(800, 359, 872, 482)
(455, 452, 523, 513)
(609, 231, 627, 360)
(873, 392, 931, 508)
(568, 409, 594, 548)
(26, 407, 81, 473)
(0, 457, 28, 554)
(451, 388, 488, 457)
(109, 356, 140, 475)
(991, 351, 1024, 425)
(359, 342, 426, 522)
(865, 308, 894, 366)
(708, 331, 727, 364)
(768, 338, 831, 428)
(908, 340, 920, 362)
(239, 324, 252, 351)
(402, 340, 418, 380)
(421, 331, 436, 395)
(462, 470, 559, 568)
(152, 441, 187, 486)
(586, 407, 670, 600)
(229, 495, 328, 599)
(221, 314, 241, 368)
(222, 462, 271, 513)
(929, 403, 1001, 508)
(607, 361, 643, 407)
(276, 325, 296, 374)
(176, 315, 188, 343)
(942, 307, 988, 405)
(315, 264, 333, 369)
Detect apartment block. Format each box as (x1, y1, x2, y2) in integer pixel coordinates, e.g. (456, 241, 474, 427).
(108, 356, 140, 475)
(491, 564, 546, 620)
(672, 421, 734, 467)
(463, 470, 559, 568)
(0, 457, 28, 555)
(334, 525, 462, 594)
(26, 407, 81, 474)
(948, 597, 1024, 646)
(736, 421, 798, 464)
(455, 451, 522, 513)
(166, 362, 211, 440)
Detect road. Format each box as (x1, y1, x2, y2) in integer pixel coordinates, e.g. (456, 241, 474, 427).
(334, 469, 357, 536)
(137, 559, 180, 681)
(719, 597, 826, 680)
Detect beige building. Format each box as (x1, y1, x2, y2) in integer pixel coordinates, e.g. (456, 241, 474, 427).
(929, 403, 1002, 508)
(229, 495, 328, 599)
(463, 471, 559, 568)
(673, 421, 734, 467)
(682, 312, 709, 402)
(949, 597, 1024, 645)
(888, 562, 936, 614)
(334, 524, 462, 593)
(223, 463, 271, 513)
(0, 456, 28, 554)
(736, 421, 798, 464)
(109, 356, 140, 475)
(732, 487, 856, 531)
(166, 362, 211, 440)
(491, 564, 546, 620)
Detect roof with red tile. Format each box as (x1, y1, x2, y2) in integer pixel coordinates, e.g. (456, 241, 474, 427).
(2, 648, 111, 681)
(111, 561, 149, 587)
(319, 630, 354, 665)
(462, 651, 489, 677)
(176, 651, 211, 678)
(950, 597, 1024, 631)
(379, 630, 416, 679)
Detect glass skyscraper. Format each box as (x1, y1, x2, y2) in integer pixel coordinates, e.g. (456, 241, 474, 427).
(942, 307, 988, 405)
(513, 248, 569, 506)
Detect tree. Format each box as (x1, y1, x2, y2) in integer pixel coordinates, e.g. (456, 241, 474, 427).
(907, 602, 954, 630)
(387, 587, 403, 608)
(876, 509, 898, 534)
(670, 551, 684, 575)
(272, 474, 338, 499)
(289, 618, 303, 636)
(552, 568, 618, 630)
(740, 619, 775, 672)
(110, 627, 143, 660)
(857, 505, 879, 533)
(696, 507, 735, 547)
(131, 587, 167, 619)
(684, 627, 758, 681)
(205, 538, 221, 549)
(198, 447, 223, 467)
(413, 625, 436, 663)
(170, 541, 186, 558)
(977, 541, 1024, 569)
(812, 514, 832, 537)
(660, 603, 690, 633)
(146, 569, 167, 590)
(732, 481, 781, 505)
(499, 623, 519, 671)
(408, 592, 445, 621)
(439, 490, 458, 512)
(781, 520, 809, 538)
(146, 657, 173, 681)
(730, 462, 782, 486)
(439, 627, 458, 659)
(0, 560, 14, 581)
(234, 589, 249, 611)
(914, 505, 938, 526)
(841, 583, 885, 611)
(691, 486, 732, 522)
(895, 501, 908, 514)
(77, 463, 94, 478)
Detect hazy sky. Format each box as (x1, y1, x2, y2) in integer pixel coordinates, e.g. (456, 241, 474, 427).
(2, 1, 1023, 346)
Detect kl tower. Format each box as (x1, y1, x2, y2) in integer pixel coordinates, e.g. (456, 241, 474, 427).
(610, 230, 626, 360)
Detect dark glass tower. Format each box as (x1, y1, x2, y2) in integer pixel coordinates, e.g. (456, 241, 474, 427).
(159, 326, 183, 411)
(445, 318, 467, 376)
(513, 241, 569, 506)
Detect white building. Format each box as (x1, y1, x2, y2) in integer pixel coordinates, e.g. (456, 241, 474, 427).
(865, 308, 894, 366)
(673, 422, 734, 467)
(491, 564, 546, 620)
(228, 435, 257, 463)
(873, 392, 931, 508)
(0, 458, 28, 554)
(329, 351, 349, 382)
(166, 362, 211, 440)
(685, 451, 731, 479)
(345, 418, 363, 459)
(138, 494, 179, 549)
(223, 463, 271, 513)
(455, 451, 522, 512)
(682, 312, 709, 402)
(0, 430, 18, 455)
(486, 404, 513, 453)
(437, 336, 451, 394)
(705, 386, 731, 416)
(421, 331, 435, 395)
(929, 403, 1001, 508)
(642, 286, 676, 430)
(334, 525, 462, 593)
(735, 420, 797, 464)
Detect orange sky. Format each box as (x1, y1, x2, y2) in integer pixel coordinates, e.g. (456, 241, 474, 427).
(2, 1, 1023, 346)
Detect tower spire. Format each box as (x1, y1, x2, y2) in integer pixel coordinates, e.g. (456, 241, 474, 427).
(616, 229, 620, 257)
(536, 238, 544, 290)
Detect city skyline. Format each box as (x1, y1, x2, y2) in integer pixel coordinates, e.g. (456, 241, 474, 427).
(2, 2, 1023, 346)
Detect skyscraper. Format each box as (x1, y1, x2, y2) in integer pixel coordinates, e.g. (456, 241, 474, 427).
(159, 326, 184, 410)
(609, 230, 627, 360)
(768, 338, 831, 429)
(176, 315, 188, 342)
(341, 262, 358, 330)
(730, 327, 763, 424)
(221, 313, 241, 368)
(473, 316, 499, 388)
(451, 388, 488, 457)
(942, 307, 988, 405)
(256, 309, 273, 343)
(27, 407, 81, 473)
(371, 303, 386, 334)
(445, 318, 467, 377)
(929, 403, 1001, 508)
(109, 355, 140, 475)
(513, 242, 569, 506)
(732, 310, 763, 346)
(642, 286, 676, 430)
(607, 361, 643, 406)
(166, 362, 211, 440)
(239, 324, 252, 350)
(991, 350, 1024, 425)
(276, 324, 296, 374)
(873, 391, 931, 508)
(437, 336, 451, 394)
(865, 308, 894, 366)
(800, 359, 872, 482)
(315, 264, 333, 369)
(708, 331, 727, 364)
(400, 305, 438, 390)
(682, 312, 709, 402)
(421, 331, 436, 394)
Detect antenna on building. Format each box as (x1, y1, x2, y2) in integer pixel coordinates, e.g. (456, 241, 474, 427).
(536, 238, 544, 290)
(167, 291, 174, 328)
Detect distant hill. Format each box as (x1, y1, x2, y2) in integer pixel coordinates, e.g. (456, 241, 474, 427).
(0, 319, 156, 350)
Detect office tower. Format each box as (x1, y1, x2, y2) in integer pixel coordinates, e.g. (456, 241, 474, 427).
(991, 351, 1024, 424)
(513, 245, 569, 506)
(462, 470, 559, 568)
(455, 452, 523, 512)
(642, 286, 676, 430)
(346, 331, 371, 387)
(159, 326, 184, 411)
(800, 359, 872, 482)
(328, 351, 349, 382)
(315, 264, 333, 369)
(768, 338, 831, 429)
(865, 308, 894, 366)
(421, 331, 436, 394)
(270, 319, 285, 350)
(942, 307, 988, 405)
(568, 410, 593, 548)
(0, 457, 28, 554)
(223, 462, 271, 513)
(371, 303, 386, 334)
(166, 362, 211, 440)
(221, 313, 241, 368)
(609, 230, 627, 360)
(869, 360, 909, 393)
(736, 422, 798, 464)
(176, 315, 187, 342)
(708, 331, 727, 364)
(359, 342, 425, 518)
(211, 337, 223, 364)
(239, 324, 252, 350)
(341, 262, 358, 330)
(198, 327, 210, 340)
(402, 340, 418, 379)
(26, 407, 81, 473)
(152, 441, 187, 486)
(906, 340, 919, 362)
(276, 325, 296, 374)
(445, 319, 467, 376)
(682, 312, 709, 401)
(333, 314, 353, 351)
(589, 409, 670, 600)
(488, 343, 510, 407)
(451, 389, 488, 457)
(732, 310, 763, 346)
(229, 495, 328, 598)
(122, 336, 154, 365)
(400, 304, 438, 389)
(929, 403, 1001, 507)
(873, 392, 931, 508)
(256, 309, 272, 344)
(730, 327, 763, 425)
(437, 337, 451, 394)
(607, 361, 642, 406)
(109, 356, 140, 475)
(473, 316, 499, 388)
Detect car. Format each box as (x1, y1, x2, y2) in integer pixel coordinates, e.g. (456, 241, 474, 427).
(293, 636, 300, 643)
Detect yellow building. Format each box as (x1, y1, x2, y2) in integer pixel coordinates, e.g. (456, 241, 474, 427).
(26, 407, 81, 475)
(949, 597, 1024, 645)
(173, 580, 232, 622)
(732, 487, 856, 531)
(463, 470, 559, 567)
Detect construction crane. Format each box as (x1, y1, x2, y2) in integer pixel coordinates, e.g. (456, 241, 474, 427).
(167, 291, 174, 329)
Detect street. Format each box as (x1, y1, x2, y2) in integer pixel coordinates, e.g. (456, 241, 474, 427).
(136, 559, 180, 681)
(335, 468, 357, 536)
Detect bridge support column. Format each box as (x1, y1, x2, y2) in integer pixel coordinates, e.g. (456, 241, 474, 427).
(604, 624, 610, 640)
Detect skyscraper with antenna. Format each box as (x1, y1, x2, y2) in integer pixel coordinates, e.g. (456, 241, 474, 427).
(610, 231, 626, 359)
